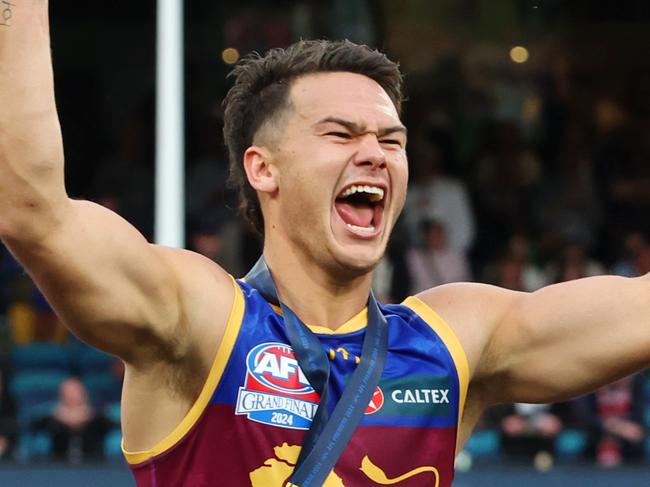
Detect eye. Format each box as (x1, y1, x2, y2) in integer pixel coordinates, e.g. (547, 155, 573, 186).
(326, 131, 352, 140)
(380, 138, 403, 147)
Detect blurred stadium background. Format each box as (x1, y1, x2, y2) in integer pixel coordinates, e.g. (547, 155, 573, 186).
(1, 0, 650, 485)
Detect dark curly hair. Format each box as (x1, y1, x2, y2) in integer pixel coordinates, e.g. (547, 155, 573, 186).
(222, 39, 404, 234)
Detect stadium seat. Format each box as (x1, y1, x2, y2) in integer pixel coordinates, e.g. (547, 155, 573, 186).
(13, 430, 53, 463)
(82, 371, 121, 408)
(10, 343, 70, 373)
(463, 429, 501, 460)
(77, 346, 115, 374)
(9, 371, 65, 462)
(104, 401, 121, 424)
(103, 428, 124, 460)
(554, 429, 588, 460)
(10, 371, 66, 423)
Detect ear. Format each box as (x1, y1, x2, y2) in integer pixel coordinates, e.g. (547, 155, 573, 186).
(243, 146, 278, 194)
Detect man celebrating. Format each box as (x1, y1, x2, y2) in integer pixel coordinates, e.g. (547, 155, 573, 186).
(1, 3, 649, 486)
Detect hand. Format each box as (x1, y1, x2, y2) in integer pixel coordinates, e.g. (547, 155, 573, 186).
(604, 417, 644, 443)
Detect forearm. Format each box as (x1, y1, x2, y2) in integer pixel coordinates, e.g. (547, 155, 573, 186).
(0, 0, 67, 239)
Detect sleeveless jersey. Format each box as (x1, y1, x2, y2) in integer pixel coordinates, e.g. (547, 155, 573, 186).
(124, 277, 469, 487)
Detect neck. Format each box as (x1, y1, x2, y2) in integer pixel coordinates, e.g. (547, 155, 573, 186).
(262, 244, 373, 330)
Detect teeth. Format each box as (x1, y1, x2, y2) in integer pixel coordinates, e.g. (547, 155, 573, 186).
(339, 185, 385, 201)
(346, 223, 376, 233)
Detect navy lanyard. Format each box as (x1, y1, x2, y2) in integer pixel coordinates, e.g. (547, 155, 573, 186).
(244, 257, 388, 487)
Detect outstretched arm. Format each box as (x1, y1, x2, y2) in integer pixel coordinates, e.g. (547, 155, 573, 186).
(480, 273, 650, 403)
(423, 274, 650, 406)
(0, 2, 231, 366)
(420, 274, 650, 452)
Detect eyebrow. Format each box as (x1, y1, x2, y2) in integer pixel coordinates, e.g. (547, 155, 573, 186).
(313, 116, 407, 138)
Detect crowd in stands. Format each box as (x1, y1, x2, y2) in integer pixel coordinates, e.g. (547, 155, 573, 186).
(0, 262, 123, 462)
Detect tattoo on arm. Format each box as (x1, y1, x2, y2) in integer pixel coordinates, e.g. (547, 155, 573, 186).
(1, 1, 15, 28)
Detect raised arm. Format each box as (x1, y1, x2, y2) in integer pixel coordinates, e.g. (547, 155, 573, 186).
(0, 1, 232, 366)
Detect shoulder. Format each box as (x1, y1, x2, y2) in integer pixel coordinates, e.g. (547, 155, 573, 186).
(150, 245, 236, 367)
(413, 282, 522, 381)
(152, 245, 233, 299)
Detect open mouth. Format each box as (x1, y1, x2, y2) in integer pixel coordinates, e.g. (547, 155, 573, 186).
(334, 184, 386, 237)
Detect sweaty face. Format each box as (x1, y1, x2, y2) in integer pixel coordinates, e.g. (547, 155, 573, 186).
(264, 72, 408, 277)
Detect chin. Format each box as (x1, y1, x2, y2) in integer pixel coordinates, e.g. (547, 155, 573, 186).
(326, 239, 386, 279)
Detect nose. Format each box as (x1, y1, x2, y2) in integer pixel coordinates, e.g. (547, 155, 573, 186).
(354, 133, 387, 169)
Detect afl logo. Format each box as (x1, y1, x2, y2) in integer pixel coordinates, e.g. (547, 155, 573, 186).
(246, 342, 313, 395)
(365, 386, 385, 414)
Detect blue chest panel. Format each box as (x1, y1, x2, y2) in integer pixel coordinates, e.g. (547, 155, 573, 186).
(211, 280, 465, 431)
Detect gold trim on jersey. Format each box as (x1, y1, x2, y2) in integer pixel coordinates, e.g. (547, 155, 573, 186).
(122, 275, 246, 465)
(269, 304, 368, 335)
(401, 296, 470, 425)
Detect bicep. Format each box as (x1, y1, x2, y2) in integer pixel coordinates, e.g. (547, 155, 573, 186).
(3, 199, 181, 362)
(483, 275, 650, 404)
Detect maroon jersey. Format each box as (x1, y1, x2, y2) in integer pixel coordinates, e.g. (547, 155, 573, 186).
(123, 278, 469, 486)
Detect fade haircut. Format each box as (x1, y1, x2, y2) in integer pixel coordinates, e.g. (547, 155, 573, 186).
(223, 39, 404, 234)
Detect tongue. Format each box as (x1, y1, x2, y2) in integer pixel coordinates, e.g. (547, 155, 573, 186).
(335, 201, 374, 228)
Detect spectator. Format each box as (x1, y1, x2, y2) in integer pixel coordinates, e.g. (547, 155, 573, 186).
(490, 255, 526, 291)
(33, 378, 110, 462)
(405, 138, 475, 253)
(547, 241, 605, 283)
(481, 233, 547, 292)
(500, 403, 564, 461)
(483, 232, 548, 292)
(575, 375, 646, 467)
(406, 220, 471, 294)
